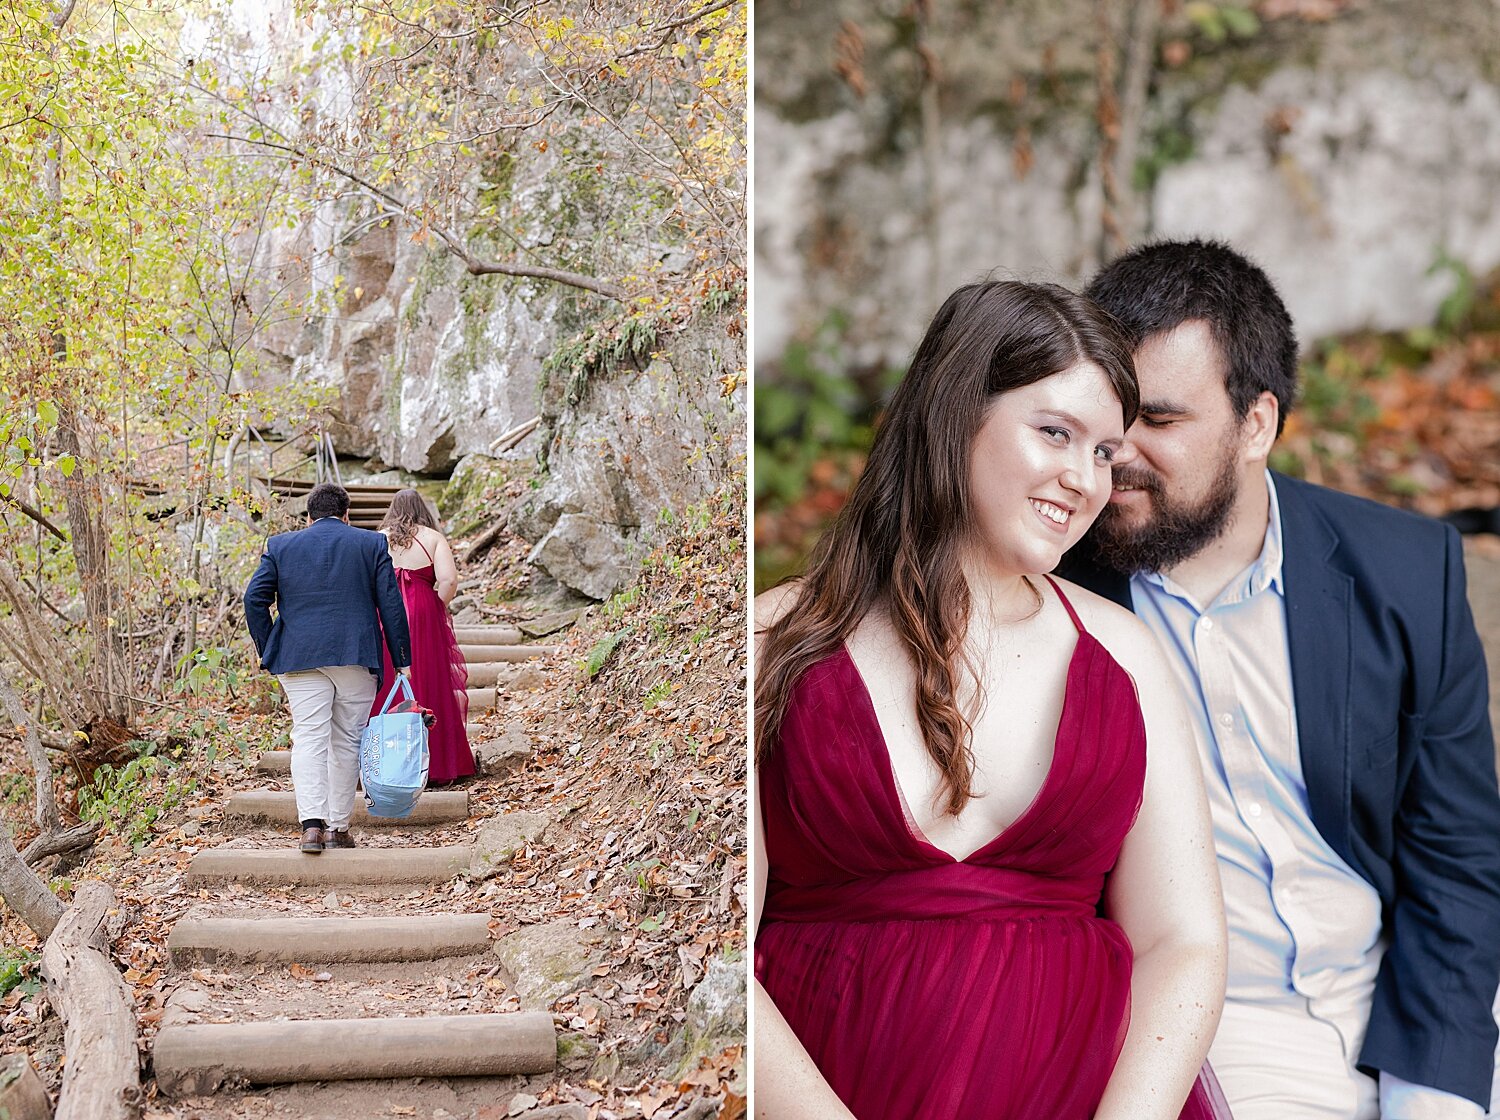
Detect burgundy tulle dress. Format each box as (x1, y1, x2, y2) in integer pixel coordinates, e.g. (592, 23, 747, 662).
(755, 580, 1230, 1120)
(370, 537, 474, 784)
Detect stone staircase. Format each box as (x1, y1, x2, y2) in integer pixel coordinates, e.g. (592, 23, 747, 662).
(258, 477, 405, 531)
(147, 624, 566, 1109)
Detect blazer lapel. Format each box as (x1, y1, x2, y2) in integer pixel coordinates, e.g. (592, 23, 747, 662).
(1277, 475, 1356, 867)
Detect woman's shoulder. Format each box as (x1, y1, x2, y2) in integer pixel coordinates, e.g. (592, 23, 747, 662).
(1047, 576, 1164, 677)
(754, 579, 805, 632)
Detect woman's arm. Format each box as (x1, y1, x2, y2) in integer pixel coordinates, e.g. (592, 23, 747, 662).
(752, 779, 857, 1120)
(1094, 618, 1227, 1120)
(430, 529, 459, 606)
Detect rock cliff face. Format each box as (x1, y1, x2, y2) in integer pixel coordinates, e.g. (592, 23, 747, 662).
(250, 206, 564, 475)
(755, 0, 1500, 369)
(244, 174, 744, 600)
(515, 315, 747, 600)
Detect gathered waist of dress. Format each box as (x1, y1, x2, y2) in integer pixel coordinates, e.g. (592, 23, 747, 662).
(395, 565, 437, 587)
(762, 863, 1107, 924)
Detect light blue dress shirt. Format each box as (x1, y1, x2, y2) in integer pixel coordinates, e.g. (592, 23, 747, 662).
(1129, 473, 1481, 1119)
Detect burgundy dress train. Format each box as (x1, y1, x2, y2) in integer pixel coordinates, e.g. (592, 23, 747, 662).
(755, 579, 1230, 1120)
(370, 538, 473, 784)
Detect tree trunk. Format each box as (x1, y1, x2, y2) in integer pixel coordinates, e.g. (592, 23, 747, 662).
(40, 881, 141, 1120)
(0, 828, 64, 938)
(55, 412, 131, 730)
(0, 665, 63, 832)
(0, 560, 85, 737)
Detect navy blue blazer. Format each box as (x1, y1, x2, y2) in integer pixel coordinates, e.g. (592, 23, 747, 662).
(1060, 471, 1500, 1106)
(243, 516, 411, 688)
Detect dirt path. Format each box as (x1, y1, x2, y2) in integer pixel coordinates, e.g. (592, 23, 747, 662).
(136, 632, 574, 1120)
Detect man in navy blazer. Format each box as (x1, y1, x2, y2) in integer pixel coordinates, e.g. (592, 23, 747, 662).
(244, 482, 411, 852)
(1058, 240, 1500, 1117)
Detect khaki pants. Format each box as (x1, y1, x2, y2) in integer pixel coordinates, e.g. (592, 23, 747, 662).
(1209, 995, 1378, 1120)
(278, 665, 376, 831)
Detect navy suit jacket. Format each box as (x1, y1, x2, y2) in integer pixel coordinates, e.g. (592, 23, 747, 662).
(1059, 471, 1500, 1106)
(243, 516, 411, 690)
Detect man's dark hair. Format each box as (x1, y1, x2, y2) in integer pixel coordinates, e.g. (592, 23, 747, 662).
(1085, 238, 1298, 435)
(306, 482, 350, 521)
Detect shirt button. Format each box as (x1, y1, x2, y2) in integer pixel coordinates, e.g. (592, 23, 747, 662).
(1247, 802, 1263, 818)
(1218, 712, 1234, 728)
(1201, 618, 1214, 631)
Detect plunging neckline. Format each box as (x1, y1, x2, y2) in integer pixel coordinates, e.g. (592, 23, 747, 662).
(838, 618, 1096, 866)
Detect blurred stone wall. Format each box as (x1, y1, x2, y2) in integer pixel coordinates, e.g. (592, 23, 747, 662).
(756, 0, 1500, 375)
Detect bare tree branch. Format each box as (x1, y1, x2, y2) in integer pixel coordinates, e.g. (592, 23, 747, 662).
(50, 0, 78, 31)
(617, 0, 739, 60)
(205, 133, 629, 301)
(2, 492, 68, 541)
(1112, 0, 1159, 246)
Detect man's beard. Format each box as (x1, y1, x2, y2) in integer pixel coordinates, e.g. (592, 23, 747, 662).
(1087, 450, 1240, 575)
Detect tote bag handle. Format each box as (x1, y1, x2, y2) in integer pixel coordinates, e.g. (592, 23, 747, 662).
(376, 674, 416, 716)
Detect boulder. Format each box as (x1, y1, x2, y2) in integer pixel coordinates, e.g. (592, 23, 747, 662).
(528, 513, 639, 601)
(476, 729, 533, 778)
(470, 810, 554, 879)
(670, 955, 747, 1078)
(492, 921, 606, 1011)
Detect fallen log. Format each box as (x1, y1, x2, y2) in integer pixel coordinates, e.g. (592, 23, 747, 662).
(0, 828, 63, 937)
(488, 414, 540, 454)
(22, 821, 101, 867)
(0, 1053, 53, 1119)
(40, 881, 141, 1120)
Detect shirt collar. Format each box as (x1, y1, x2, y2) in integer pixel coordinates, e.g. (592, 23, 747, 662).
(1138, 469, 1284, 606)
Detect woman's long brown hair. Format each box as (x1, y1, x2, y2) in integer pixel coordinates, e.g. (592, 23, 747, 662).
(755, 281, 1138, 816)
(380, 489, 439, 550)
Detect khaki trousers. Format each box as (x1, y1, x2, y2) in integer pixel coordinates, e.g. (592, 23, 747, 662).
(1209, 995, 1378, 1120)
(277, 665, 376, 831)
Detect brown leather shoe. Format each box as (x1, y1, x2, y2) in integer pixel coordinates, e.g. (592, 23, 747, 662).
(299, 826, 324, 853)
(323, 828, 356, 849)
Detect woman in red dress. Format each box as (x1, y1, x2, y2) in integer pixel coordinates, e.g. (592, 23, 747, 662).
(369, 489, 473, 785)
(754, 282, 1231, 1119)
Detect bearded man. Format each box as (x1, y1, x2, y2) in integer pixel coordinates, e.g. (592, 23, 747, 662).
(1059, 239, 1500, 1119)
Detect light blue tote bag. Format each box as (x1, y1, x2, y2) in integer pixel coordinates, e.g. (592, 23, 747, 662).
(360, 676, 431, 818)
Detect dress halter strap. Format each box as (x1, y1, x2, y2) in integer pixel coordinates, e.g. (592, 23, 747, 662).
(1042, 575, 1085, 634)
(415, 535, 434, 564)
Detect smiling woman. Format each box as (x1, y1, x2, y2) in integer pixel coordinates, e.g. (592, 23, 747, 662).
(751, 280, 1232, 1120)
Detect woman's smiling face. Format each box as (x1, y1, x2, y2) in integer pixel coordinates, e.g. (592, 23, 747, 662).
(965, 359, 1125, 580)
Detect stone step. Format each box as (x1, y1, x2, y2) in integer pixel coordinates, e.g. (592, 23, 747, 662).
(459, 644, 556, 664)
(466, 662, 511, 688)
(153, 1012, 555, 1095)
(453, 625, 523, 645)
(256, 723, 482, 774)
(167, 914, 493, 966)
(224, 790, 469, 827)
(466, 687, 497, 710)
(185, 846, 470, 887)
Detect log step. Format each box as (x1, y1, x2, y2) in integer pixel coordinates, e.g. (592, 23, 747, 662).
(224, 790, 469, 827)
(153, 1012, 555, 1095)
(167, 914, 493, 966)
(466, 687, 497, 710)
(185, 846, 470, 886)
(453, 625, 523, 645)
(460, 644, 555, 663)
